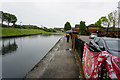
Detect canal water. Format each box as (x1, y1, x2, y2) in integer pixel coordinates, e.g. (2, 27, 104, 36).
(0, 33, 63, 78)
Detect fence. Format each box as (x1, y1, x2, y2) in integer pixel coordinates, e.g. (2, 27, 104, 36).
(75, 37, 101, 60)
(75, 38, 84, 60)
(74, 37, 110, 79)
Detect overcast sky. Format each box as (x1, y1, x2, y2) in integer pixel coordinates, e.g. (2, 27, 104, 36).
(0, 0, 120, 28)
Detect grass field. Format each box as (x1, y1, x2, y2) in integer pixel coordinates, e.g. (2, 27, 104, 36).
(0, 27, 47, 36)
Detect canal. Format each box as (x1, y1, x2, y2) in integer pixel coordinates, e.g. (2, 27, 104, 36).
(0, 33, 63, 78)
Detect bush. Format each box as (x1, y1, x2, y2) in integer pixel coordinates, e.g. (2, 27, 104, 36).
(2, 24, 8, 27)
(43, 28, 49, 32)
(21, 25, 29, 29)
(43, 28, 56, 32)
(14, 24, 21, 28)
(53, 29, 57, 32)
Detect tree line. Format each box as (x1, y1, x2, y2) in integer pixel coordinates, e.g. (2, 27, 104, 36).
(0, 11, 40, 29)
(64, 10, 118, 36)
(94, 10, 118, 36)
(0, 11, 57, 32)
(64, 21, 90, 35)
(0, 11, 17, 27)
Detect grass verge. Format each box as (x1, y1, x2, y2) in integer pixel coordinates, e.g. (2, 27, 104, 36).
(0, 27, 47, 37)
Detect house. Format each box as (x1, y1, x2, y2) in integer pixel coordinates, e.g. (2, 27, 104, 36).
(87, 24, 99, 33)
(75, 24, 99, 33)
(75, 24, 80, 33)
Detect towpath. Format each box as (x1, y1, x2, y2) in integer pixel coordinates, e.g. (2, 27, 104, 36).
(25, 36, 80, 78)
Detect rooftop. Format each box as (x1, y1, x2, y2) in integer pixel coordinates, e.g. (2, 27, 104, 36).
(87, 24, 96, 27)
(75, 24, 80, 28)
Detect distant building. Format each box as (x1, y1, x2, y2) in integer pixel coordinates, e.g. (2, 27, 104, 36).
(87, 24, 99, 33)
(75, 24, 80, 32)
(75, 24, 80, 28)
(54, 28, 64, 31)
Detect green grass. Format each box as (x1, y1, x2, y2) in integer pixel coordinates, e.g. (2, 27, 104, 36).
(0, 27, 47, 36)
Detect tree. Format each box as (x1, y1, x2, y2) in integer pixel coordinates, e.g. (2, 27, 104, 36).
(106, 10, 118, 37)
(0, 11, 6, 27)
(108, 12, 113, 27)
(0, 11, 3, 27)
(11, 14, 17, 27)
(0, 11, 17, 27)
(94, 10, 118, 37)
(94, 19, 102, 28)
(100, 16, 108, 26)
(3, 13, 12, 27)
(112, 10, 118, 34)
(100, 15, 112, 36)
(64, 22, 71, 31)
(72, 28, 75, 31)
(79, 21, 86, 34)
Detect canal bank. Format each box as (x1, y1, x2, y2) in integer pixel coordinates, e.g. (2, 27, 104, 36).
(25, 36, 84, 78)
(0, 33, 64, 39)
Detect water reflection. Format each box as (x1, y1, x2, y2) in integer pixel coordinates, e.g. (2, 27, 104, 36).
(2, 39, 18, 55)
(2, 34, 63, 78)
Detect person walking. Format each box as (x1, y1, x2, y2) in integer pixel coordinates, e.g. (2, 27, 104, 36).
(66, 33, 70, 43)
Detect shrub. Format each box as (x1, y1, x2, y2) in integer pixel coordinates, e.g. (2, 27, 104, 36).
(2, 24, 8, 27)
(21, 25, 29, 29)
(14, 24, 21, 28)
(43, 28, 56, 32)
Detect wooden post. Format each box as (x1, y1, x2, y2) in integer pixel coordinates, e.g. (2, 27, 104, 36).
(71, 34, 74, 49)
(72, 31, 78, 51)
(73, 37, 75, 51)
(72, 34, 77, 51)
